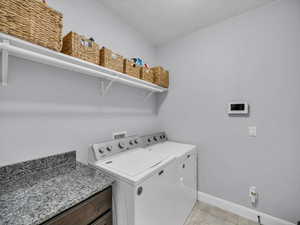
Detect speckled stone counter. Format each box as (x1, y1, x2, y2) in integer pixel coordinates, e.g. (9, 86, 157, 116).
(0, 151, 114, 225)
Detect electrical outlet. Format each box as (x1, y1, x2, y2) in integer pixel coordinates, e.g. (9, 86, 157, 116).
(249, 186, 257, 205)
(248, 126, 257, 137)
(113, 131, 127, 140)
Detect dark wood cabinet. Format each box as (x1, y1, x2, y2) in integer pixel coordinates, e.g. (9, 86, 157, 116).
(90, 211, 112, 225)
(42, 187, 112, 225)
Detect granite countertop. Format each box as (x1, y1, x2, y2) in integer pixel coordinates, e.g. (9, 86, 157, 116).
(0, 151, 114, 225)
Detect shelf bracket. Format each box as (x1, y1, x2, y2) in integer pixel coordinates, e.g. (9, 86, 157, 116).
(143, 91, 154, 101)
(1, 40, 9, 87)
(100, 79, 115, 96)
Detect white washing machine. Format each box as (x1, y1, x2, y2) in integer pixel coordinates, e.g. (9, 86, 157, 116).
(142, 135, 197, 225)
(90, 132, 197, 225)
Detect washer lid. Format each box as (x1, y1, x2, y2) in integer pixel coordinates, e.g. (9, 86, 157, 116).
(100, 148, 170, 177)
(146, 141, 196, 157)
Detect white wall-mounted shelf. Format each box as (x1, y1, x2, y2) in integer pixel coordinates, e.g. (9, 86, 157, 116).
(0, 33, 167, 98)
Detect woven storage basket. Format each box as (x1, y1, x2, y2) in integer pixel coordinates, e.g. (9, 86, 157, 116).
(151, 66, 169, 88)
(100, 47, 124, 73)
(124, 59, 141, 79)
(62, 32, 100, 64)
(0, 0, 63, 51)
(140, 67, 154, 83)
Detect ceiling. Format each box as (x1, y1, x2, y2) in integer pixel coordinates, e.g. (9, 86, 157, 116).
(100, 0, 275, 46)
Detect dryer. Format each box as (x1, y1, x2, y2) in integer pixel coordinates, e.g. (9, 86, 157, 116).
(142, 134, 197, 225)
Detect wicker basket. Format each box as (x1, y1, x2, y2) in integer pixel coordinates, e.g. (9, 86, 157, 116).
(0, 0, 63, 51)
(123, 59, 141, 79)
(151, 66, 169, 88)
(140, 67, 154, 83)
(62, 32, 100, 64)
(100, 47, 124, 73)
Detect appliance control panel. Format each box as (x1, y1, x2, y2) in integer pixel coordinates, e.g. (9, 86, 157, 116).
(92, 136, 140, 160)
(139, 132, 167, 147)
(91, 132, 167, 161)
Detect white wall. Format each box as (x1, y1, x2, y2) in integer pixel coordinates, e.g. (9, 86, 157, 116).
(0, 0, 160, 166)
(50, 0, 156, 65)
(157, 0, 300, 223)
(1, 0, 299, 223)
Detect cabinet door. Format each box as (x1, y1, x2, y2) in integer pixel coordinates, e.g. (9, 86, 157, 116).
(43, 187, 112, 225)
(134, 159, 178, 225)
(91, 211, 112, 225)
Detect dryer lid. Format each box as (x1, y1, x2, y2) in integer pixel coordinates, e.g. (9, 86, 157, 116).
(146, 141, 196, 157)
(101, 149, 170, 177)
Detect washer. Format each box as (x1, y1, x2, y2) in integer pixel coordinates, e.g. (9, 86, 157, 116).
(90, 132, 197, 225)
(91, 135, 179, 225)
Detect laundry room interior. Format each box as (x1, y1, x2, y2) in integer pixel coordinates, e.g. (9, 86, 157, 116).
(0, 0, 299, 225)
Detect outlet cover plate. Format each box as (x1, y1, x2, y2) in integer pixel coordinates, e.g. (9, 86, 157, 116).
(248, 126, 257, 137)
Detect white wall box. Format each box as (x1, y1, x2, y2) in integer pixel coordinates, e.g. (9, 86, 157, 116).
(227, 102, 249, 115)
(0, 33, 167, 99)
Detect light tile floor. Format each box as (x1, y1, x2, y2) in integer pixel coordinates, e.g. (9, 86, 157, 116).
(185, 201, 258, 225)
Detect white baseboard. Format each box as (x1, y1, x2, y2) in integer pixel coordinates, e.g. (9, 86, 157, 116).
(198, 191, 295, 225)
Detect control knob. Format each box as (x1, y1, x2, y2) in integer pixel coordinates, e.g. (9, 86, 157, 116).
(153, 136, 158, 142)
(134, 139, 139, 144)
(106, 146, 112, 152)
(129, 140, 134, 145)
(119, 142, 125, 149)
